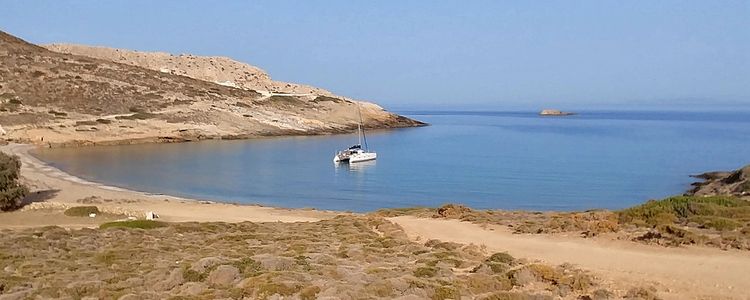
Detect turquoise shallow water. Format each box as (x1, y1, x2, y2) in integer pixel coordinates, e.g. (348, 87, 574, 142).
(34, 110, 750, 212)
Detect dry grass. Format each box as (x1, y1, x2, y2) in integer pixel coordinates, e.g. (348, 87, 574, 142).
(376, 196, 750, 250)
(0, 216, 636, 299)
(374, 204, 620, 236)
(620, 196, 750, 249)
(99, 220, 168, 230)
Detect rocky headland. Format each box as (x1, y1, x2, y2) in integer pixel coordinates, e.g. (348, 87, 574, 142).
(0, 31, 424, 148)
(688, 164, 750, 197)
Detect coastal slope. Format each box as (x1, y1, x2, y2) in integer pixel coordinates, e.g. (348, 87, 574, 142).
(0, 31, 423, 147)
(44, 44, 333, 96)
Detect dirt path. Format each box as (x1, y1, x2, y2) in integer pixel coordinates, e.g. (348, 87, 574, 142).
(390, 216, 750, 300)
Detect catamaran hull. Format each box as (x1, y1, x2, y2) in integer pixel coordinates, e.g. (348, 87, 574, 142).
(349, 152, 377, 163)
(333, 152, 377, 163)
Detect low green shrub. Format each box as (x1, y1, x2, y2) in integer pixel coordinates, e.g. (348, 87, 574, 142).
(0, 153, 28, 211)
(64, 206, 100, 217)
(234, 257, 262, 276)
(182, 267, 205, 282)
(487, 252, 516, 265)
(432, 285, 460, 300)
(99, 220, 168, 230)
(618, 196, 750, 230)
(256, 282, 300, 298)
(414, 266, 438, 278)
(690, 216, 741, 231)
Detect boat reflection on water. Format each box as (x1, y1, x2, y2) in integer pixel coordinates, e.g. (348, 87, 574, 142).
(347, 160, 376, 172)
(334, 159, 376, 173)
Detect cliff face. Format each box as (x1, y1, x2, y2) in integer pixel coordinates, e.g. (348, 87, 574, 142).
(0, 31, 424, 147)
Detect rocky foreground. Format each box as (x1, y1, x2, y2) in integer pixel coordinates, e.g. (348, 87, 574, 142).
(0, 216, 654, 300)
(0, 31, 424, 147)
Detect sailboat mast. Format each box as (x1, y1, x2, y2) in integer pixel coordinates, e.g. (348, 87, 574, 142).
(357, 103, 368, 150)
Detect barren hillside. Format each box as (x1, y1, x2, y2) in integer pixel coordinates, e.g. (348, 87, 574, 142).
(0, 31, 423, 147)
(45, 44, 333, 96)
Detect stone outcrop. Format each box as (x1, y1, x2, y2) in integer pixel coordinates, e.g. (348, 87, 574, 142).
(688, 165, 750, 197)
(206, 265, 240, 287)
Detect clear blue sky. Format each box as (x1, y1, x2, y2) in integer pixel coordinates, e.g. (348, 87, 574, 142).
(2, 1, 748, 110)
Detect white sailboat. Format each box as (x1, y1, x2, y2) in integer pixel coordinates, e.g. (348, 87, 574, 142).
(333, 105, 377, 163)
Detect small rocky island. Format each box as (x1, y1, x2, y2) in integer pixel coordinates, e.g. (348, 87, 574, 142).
(539, 109, 576, 116)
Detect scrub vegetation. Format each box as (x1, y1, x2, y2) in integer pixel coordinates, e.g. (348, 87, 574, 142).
(377, 195, 750, 250)
(63, 206, 100, 217)
(0, 216, 641, 299)
(0, 152, 27, 211)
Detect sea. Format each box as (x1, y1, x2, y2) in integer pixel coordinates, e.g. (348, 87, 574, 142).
(34, 110, 750, 212)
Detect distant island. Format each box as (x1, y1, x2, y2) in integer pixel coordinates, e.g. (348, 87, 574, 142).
(539, 109, 576, 116)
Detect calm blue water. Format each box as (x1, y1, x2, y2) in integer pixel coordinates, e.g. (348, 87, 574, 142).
(34, 111, 750, 212)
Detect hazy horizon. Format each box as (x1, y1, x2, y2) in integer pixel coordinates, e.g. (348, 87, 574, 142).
(2, 1, 748, 110)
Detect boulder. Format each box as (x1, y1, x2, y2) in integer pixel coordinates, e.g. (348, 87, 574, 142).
(153, 268, 184, 291)
(190, 256, 226, 273)
(206, 265, 240, 287)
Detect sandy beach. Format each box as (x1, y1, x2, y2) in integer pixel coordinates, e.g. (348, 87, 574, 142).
(2, 142, 750, 299)
(0, 143, 342, 227)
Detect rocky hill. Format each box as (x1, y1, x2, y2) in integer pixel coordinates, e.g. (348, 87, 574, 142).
(0, 31, 423, 147)
(44, 44, 332, 96)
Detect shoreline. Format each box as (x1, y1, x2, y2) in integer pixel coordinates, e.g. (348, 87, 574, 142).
(0, 143, 345, 225)
(4, 142, 750, 298)
(10, 121, 428, 149)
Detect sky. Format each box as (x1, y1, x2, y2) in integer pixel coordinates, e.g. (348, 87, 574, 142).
(1, 1, 748, 110)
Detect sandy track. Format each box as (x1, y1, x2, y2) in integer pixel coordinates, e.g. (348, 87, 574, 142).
(390, 216, 750, 300)
(0, 143, 341, 225)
